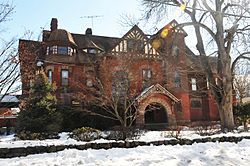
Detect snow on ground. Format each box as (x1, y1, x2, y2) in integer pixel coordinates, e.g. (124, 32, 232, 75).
(1, 127, 250, 165)
(1, 127, 250, 148)
(0, 139, 250, 166)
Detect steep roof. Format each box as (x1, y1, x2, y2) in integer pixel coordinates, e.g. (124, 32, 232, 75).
(72, 33, 119, 52)
(48, 29, 77, 46)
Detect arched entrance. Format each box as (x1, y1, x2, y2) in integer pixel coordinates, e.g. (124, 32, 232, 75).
(144, 102, 168, 124)
(135, 84, 178, 127)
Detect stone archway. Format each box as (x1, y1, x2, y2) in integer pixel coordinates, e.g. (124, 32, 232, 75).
(144, 102, 168, 124)
(136, 94, 177, 127)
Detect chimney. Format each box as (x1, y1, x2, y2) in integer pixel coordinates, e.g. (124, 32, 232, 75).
(50, 18, 58, 32)
(85, 28, 92, 35)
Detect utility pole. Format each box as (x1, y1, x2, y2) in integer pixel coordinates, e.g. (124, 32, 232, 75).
(80, 15, 103, 29)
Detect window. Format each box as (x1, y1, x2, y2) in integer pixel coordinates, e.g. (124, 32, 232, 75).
(61, 70, 69, 86)
(46, 46, 74, 55)
(68, 47, 74, 55)
(191, 78, 197, 91)
(88, 48, 97, 54)
(46, 47, 49, 55)
(142, 69, 152, 79)
(47, 69, 52, 83)
(190, 99, 202, 108)
(46, 46, 54, 55)
(173, 71, 181, 87)
(52, 46, 57, 54)
(142, 69, 152, 89)
(127, 39, 144, 53)
(58, 46, 68, 55)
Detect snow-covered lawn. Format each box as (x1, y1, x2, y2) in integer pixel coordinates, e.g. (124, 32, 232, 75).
(0, 127, 250, 165)
(0, 139, 250, 166)
(1, 127, 250, 148)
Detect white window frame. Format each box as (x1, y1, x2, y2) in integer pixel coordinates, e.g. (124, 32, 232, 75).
(52, 46, 57, 54)
(191, 78, 197, 91)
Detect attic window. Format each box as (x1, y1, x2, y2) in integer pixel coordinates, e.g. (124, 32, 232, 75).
(46, 46, 74, 55)
(127, 39, 144, 53)
(58, 46, 68, 54)
(88, 48, 97, 54)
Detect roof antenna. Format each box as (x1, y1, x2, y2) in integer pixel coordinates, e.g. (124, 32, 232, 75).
(80, 15, 103, 29)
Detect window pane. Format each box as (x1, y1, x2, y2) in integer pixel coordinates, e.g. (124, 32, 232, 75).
(58, 46, 68, 54)
(61, 70, 69, 86)
(148, 70, 152, 78)
(88, 48, 97, 54)
(52, 46, 57, 54)
(48, 70, 52, 83)
(191, 78, 197, 91)
(142, 69, 152, 79)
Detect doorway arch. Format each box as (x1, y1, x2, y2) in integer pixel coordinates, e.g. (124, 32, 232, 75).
(144, 102, 168, 124)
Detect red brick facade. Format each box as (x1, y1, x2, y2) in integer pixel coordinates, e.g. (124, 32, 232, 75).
(19, 18, 219, 127)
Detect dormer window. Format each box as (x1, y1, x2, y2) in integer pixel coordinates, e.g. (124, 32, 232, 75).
(58, 46, 67, 54)
(46, 46, 74, 55)
(83, 48, 101, 54)
(88, 48, 97, 54)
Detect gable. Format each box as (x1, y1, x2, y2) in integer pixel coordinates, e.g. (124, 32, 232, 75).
(111, 25, 159, 58)
(136, 84, 180, 103)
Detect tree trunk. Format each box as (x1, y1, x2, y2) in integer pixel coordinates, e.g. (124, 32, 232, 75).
(219, 63, 235, 131)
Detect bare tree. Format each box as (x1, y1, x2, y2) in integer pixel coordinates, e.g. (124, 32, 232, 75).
(69, 56, 138, 128)
(233, 60, 250, 103)
(0, 1, 20, 101)
(141, 0, 250, 131)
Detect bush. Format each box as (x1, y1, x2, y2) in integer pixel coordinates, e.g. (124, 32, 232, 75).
(104, 127, 145, 140)
(69, 127, 101, 141)
(16, 131, 59, 140)
(233, 103, 250, 131)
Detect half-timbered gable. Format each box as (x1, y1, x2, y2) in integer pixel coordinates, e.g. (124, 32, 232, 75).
(111, 25, 159, 59)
